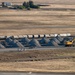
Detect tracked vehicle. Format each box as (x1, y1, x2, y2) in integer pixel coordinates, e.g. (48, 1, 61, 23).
(64, 38, 75, 47)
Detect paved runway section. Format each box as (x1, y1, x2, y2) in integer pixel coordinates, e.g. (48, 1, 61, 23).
(0, 72, 75, 75)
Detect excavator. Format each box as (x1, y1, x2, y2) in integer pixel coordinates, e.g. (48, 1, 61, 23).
(64, 38, 75, 47)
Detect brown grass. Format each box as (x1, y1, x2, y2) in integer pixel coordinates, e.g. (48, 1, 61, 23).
(0, 60, 75, 72)
(0, 49, 75, 72)
(0, 0, 75, 4)
(0, 9, 75, 35)
(0, 49, 75, 62)
(0, 28, 74, 36)
(0, 0, 75, 72)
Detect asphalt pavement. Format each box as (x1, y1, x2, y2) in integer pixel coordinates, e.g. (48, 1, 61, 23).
(0, 46, 75, 52)
(0, 72, 75, 75)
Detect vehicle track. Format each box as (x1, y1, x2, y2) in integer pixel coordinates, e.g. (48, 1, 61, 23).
(8, 56, 75, 62)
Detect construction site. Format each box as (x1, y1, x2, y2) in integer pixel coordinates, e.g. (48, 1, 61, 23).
(0, 34, 74, 72)
(0, 34, 74, 51)
(0, 0, 75, 73)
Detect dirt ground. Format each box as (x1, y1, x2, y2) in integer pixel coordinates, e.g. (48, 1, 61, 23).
(0, 49, 75, 62)
(0, 49, 75, 72)
(0, 1, 75, 35)
(0, 0, 75, 4)
(0, 0, 75, 72)
(0, 59, 75, 73)
(0, 9, 75, 35)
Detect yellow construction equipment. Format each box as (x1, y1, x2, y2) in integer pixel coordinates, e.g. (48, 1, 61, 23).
(64, 38, 75, 47)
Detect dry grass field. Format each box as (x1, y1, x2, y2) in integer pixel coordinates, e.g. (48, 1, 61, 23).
(1, 0, 75, 4)
(0, 1, 75, 35)
(0, 59, 75, 72)
(0, 49, 75, 72)
(0, 9, 75, 35)
(0, 0, 75, 73)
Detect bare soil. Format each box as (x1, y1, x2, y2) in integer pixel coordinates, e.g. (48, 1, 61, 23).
(0, 0, 75, 4)
(0, 49, 75, 72)
(0, 0, 75, 72)
(0, 49, 75, 62)
(0, 9, 75, 35)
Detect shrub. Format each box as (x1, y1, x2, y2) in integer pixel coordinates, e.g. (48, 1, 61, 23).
(31, 5, 40, 9)
(23, 2, 27, 7)
(22, 0, 40, 10)
(27, 7, 31, 10)
(18, 6, 25, 9)
(29, 0, 34, 8)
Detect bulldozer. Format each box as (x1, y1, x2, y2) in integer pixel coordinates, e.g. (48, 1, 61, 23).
(64, 38, 75, 47)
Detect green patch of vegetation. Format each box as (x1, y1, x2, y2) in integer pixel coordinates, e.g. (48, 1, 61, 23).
(18, 6, 26, 9)
(10, 0, 40, 10)
(23, 0, 40, 10)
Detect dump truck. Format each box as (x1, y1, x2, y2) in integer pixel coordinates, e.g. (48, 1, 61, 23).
(64, 38, 75, 47)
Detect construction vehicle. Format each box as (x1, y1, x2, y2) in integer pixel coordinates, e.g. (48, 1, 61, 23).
(64, 38, 75, 47)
